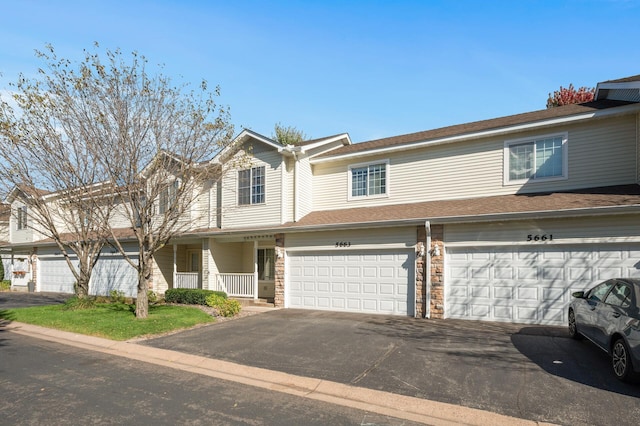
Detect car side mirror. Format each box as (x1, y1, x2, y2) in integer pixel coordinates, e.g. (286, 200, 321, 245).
(571, 291, 585, 299)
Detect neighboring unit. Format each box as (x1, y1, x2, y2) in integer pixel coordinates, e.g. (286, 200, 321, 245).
(3, 75, 640, 326)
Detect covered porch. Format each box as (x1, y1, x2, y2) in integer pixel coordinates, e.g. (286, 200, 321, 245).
(156, 236, 278, 301)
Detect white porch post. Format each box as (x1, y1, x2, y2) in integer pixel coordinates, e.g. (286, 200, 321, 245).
(173, 244, 177, 288)
(253, 241, 258, 300)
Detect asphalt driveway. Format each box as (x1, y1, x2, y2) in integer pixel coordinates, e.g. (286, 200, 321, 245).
(142, 309, 640, 425)
(0, 291, 71, 309)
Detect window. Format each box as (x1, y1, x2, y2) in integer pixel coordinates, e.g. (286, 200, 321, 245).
(349, 161, 388, 199)
(159, 180, 179, 214)
(604, 281, 632, 308)
(587, 281, 614, 302)
(258, 248, 275, 281)
(16, 206, 27, 230)
(505, 134, 567, 183)
(238, 166, 265, 205)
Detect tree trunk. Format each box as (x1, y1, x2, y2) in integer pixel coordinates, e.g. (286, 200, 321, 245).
(75, 275, 90, 298)
(135, 259, 152, 318)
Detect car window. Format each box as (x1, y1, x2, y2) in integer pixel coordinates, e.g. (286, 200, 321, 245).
(604, 282, 632, 308)
(587, 281, 614, 302)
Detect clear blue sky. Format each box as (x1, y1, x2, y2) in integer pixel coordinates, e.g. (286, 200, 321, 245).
(1, 0, 638, 143)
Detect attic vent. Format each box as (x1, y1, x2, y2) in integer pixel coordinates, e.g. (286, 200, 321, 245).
(602, 88, 640, 102)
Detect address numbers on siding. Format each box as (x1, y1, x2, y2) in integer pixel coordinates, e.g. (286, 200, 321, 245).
(335, 241, 352, 247)
(526, 234, 553, 242)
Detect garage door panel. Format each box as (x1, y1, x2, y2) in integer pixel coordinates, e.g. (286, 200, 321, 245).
(39, 257, 77, 294)
(447, 244, 640, 325)
(90, 256, 138, 298)
(289, 250, 414, 316)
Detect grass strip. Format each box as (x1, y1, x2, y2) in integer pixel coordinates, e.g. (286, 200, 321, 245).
(1, 303, 214, 341)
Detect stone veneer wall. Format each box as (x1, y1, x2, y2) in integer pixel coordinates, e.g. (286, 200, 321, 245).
(274, 233, 285, 308)
(416, 226, 427, 318)
(429, 225, 444, 319)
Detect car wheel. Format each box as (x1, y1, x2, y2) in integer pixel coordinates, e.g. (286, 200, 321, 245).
(568, 309, 582, 340)
(612, 338, 635, 382)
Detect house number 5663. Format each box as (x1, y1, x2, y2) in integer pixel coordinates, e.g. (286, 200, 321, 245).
(527, 234, 553, 242)
(335, 241, 351, 247)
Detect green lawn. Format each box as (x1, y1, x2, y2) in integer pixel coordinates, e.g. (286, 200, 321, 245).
(0, 303, 214, 340)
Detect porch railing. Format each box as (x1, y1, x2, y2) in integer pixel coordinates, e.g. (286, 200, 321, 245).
(214, 273, 255, 298)
(174, 272, 200, 289)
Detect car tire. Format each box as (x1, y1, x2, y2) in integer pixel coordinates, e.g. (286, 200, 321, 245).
(568, 309, 582, 340)
(612, 338, 635, 382)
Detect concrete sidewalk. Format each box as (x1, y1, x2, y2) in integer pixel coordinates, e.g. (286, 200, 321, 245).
(3, 321, 555, 426)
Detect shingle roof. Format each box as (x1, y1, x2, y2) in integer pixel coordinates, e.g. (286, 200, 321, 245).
(290, 185, 640, 227)
(600, 74, 640, 84)
(319, 99, 635, 157)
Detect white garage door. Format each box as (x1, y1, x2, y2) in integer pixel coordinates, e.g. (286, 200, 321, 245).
(39, 257, 77, 293)
(288, 250, 414, 316)
(90, 255, 139, 298)
(446, 244, 640, 325)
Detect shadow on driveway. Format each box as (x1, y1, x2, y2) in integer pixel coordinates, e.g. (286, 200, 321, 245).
(0, 291, 72, 309)
(512, 326, 640, 398)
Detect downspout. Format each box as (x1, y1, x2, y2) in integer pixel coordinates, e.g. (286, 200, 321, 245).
(425, 220, 431, 319)
(293, 152, 299, 222)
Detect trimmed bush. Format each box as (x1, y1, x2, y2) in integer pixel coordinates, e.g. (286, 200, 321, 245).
(205, 293, 240, 317)
(164, 288, 226, 305)
(0, 280, 11, 291)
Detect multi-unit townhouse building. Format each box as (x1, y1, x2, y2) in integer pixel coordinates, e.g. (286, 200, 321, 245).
(4, 74, 640, 326)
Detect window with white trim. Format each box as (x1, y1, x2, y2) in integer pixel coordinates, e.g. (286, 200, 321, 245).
(504, 134, 567, 183)
(349, 161, 388, 199)
(16, 206, 27, 230)
(159, 179, 180, 214)
(238, 166, 265, 205)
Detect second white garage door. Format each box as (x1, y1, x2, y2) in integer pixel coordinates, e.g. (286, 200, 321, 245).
(288, 250, 414, 316)
(39, 256, 77, 293)
(446, 244, 640, 325)
(90, 255, 139, 298)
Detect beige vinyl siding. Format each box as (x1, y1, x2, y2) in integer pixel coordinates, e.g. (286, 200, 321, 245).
(312, 116, 638, 211)
(282, 158, 293, 223)
(296, 156, 313, 220)
(221, 149, 284, 228)
(444, 214, 640, 247)
(153, 245, 173, 294)
(210, 239, 246, 274)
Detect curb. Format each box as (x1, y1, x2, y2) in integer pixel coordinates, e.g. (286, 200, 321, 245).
(4, 322, 556, 426)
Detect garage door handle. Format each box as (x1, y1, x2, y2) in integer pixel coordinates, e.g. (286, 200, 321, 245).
(612, 312, 621, 318)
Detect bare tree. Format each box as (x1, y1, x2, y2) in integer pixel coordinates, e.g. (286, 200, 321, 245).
(0, 44, 234, 318)
(0, 52, 116, 297)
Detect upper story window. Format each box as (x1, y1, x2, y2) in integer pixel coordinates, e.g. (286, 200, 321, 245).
(348, 160, 389, 199)
(16, 206, 27, 230)
(159, 180, 179, 214)
(504, 133, 567, 184)
(238, 166, 265, 205)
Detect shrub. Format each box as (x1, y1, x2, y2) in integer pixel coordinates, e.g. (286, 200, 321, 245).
(148, 290, 158, 304)
(63, 295, 97, 310)
(164, 288, 226, 305)
(217, 299, 242, 317)
(109, 290, 126, 304)
(205, 293, 240, 317)
(0, 280, 11, 291)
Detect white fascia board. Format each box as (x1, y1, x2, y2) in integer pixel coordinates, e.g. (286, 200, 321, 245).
(212, 129, 281, 163)
(310, 103, 640, 165)
(303, 133, 352, 151)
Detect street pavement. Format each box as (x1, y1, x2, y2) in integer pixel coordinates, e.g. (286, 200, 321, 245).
(3, 292, 640, 425)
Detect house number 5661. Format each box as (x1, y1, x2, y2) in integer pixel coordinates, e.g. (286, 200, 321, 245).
(527, 234, 553, 242)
